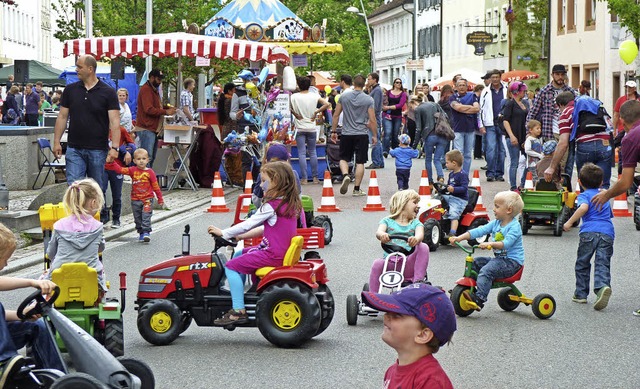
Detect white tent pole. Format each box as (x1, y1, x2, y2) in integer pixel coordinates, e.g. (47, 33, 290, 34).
(145, 0, 152, 74)
(85, 0, 93, 38)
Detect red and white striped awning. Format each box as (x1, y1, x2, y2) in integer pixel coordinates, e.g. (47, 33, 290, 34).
(63, 32, 289, 63)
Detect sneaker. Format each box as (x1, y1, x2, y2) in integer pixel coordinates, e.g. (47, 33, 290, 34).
(214, 309, 248, 326)
(365, 164, 383, 169)
(0, 355, 26, 388)
(487, 176, 495, 182)
(481, 165, 488, 170)
(340, 176, 351, 194)
(496, 176, 505, 182)
(352, 189, 366, 197)
(138, 233, 144, 242)
(593, 286, 612, 311)
(111, 220, 121, 229)
(313, 178, 320, 184)
(383, 152, 389, 158)
(572, 296, 587, 304)
(142, 233, 151, 243)
(632, 308, 640, 317)
(462, 290, 484, 311)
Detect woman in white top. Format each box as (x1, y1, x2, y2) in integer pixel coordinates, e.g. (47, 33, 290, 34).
(117, 88, 133, 133)
(290, 76, 330, 184)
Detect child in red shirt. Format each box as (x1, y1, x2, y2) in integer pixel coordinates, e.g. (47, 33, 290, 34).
(361, 284, 456, 389)
(105, 148, 164, 242)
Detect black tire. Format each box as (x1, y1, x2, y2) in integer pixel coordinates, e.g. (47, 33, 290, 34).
(104, 319, 124, 357)
(314, 285, 334, 337)
(117, 357, 156, 389)
(553, 214, 563, 237)
(520, 213, 529, 235)
(422, 219, 441, 252)
(532, 293, 556, 319)
(560, 205, 570, 224)
(362, 283, 369, 292)
(450, 285, 475, 317)
(496, 287, 520, 311)
(179, 313, 192, 334)
(17, 369, 64, 388)
(312, 215, 333, 245)
(467, 219, 490, 246)
(256, 282, 321, 348)
(346, 294, 359, 326)
(137, 299, 182, 346)
(50, 372, 104, 389)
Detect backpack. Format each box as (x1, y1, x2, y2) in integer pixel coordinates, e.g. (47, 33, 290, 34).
(577, 105, 611, 136)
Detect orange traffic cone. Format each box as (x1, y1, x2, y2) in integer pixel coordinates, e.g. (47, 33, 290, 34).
(418, 170, 431, 203)
(317, 171, 341, 212)
(612, 175, 632, 217)
(475, 186, 488, 212)
(363, 171, 386, 212)
(471, 170, 481, 188)
(240, 172, 253, 213)
(207, 172, 230, 213)
(523, 171, 534, 190)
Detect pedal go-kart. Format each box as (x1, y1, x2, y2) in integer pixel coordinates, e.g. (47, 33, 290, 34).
(633, 176, 640, 230)
(520, 175, 577, 237)
(7, 286, 154, 388)
(135, 225, 334, 348)
(238, 194, 333, 246)
(38, 203, 127, 358)
(418, 182, 491, 252)
(449, 242, 556, 320)
(346, 235, 416, 325)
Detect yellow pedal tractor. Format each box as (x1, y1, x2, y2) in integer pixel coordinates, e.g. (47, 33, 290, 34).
(39, 203, 127, 357)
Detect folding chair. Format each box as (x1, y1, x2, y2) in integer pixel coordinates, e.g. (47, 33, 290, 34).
(32, 138, 66, 189)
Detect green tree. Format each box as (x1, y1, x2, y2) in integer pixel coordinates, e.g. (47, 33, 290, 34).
(598, 0, 640, 40)
(509, 0, 549, 89)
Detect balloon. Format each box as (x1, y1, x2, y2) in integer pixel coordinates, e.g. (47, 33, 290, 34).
(620, 40, 638, 65)
(283, 66, 296, 91)
(245, 82, 257, 90)
(335, 94, 340, 103)
(324, 85, 332, 95)
(258, 67, 269, 86)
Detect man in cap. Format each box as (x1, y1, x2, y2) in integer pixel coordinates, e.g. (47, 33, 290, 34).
(229, 70, 261, 183)
(135, 68, 177, 167)
(361, 283, 456, 389)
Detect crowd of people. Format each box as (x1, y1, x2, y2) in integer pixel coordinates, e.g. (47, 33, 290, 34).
(0, 77, 61, 126)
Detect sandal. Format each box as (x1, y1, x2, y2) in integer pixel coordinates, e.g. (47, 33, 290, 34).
(214, 309, 248, 326)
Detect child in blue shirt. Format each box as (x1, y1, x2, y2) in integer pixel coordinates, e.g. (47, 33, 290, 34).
(563, 163, 614, 311)
(389, 134, 419, 190)
(442, 149, 469, 238)
(450, 191, 525, 310)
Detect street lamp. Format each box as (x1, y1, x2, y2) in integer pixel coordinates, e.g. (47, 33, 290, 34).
(347, 2, 375, 72)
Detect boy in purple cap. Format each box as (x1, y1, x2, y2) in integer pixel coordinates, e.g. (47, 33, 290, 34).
(361, 283, 456, 389)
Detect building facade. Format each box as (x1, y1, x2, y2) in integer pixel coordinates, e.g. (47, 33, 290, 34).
(482, 0, 509, 72)
(441, 0, 484, 76)
(415, 0, 441, 84)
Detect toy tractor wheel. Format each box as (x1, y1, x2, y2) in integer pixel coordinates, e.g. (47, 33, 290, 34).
(256, 281, 321, 348)
(346, 294, 359, 325)
(137, 299, 182, 346)
(496, 287, 520, 311)
(179, 312, 192, 334)
(553, 214, 563, 237)
(450, 285, 475, 317)
(50, 372, 104, 388)
(422, 219, 441, 252)
(104, 319, 124, 357)
(467, 219, 490, 246)
(30, 370, 64, 387)
(117, 357, 156, 389)
(532, 293, 556, 319)
(312, 215, 333, 245)
(634, 194, 640, 230)
(314, 285, 334, 337)
(520, 213, 529, 235)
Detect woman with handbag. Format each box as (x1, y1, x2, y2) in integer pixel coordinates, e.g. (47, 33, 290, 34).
(501, 82, 530, 191)
(415, 101, 450, 184)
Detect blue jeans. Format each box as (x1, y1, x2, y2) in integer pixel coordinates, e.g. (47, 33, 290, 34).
(383, 117, 402, 154)
(453, 131, 475, 175)
(575, 140, 613, 189)
(137, 129, 158, 167)
(485, 126, 505, 178)
(101, 169, 124, 222)
(370, 115, 384, 167)
(574, 232, 613, 299)
(65, 147, 107, 189)
(295, 131, 318, 181)
(0, 303, 65, 371)
(506, 141, 521, 190)
(472, 256, 522, 302)
(424, 134, 448, 181)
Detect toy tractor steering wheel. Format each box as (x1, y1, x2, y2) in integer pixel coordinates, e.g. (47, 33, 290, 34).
(212, 235, 238, 249)
(432, 182, 449, 195)
(17, 286, 60, 320)
(382, 235, 416, 256)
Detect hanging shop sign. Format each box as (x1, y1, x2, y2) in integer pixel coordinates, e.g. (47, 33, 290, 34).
(466, 31, 494, 56)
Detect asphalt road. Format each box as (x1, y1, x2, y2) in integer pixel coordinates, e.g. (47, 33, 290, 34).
(3, 158, 640, 389)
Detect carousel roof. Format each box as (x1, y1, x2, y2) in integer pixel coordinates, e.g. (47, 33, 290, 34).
(208, 0, 308, 29)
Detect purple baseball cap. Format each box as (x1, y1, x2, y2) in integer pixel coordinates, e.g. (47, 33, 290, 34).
(266, 143, 290, 161)
(361, 283, 457, 344)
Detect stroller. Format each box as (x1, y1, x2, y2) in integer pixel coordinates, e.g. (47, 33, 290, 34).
(326, 126, 355, 184)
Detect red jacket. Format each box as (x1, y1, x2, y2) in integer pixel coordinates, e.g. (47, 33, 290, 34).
(135, 81, 167, 132)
